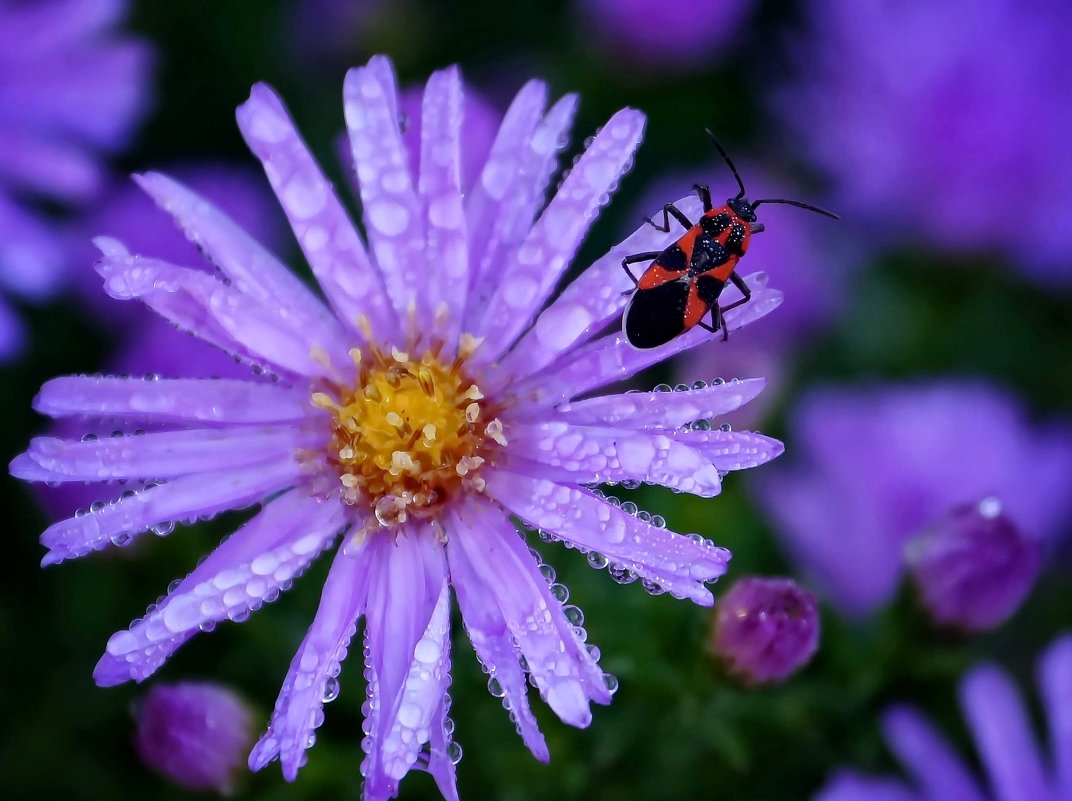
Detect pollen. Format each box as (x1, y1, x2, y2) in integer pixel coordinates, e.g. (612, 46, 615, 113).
(312, 341, 503, 529)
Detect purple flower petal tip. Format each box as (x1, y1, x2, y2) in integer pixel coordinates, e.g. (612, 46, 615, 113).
(711, 576, 820, 685)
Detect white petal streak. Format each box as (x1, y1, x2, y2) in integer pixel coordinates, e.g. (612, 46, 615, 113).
(503, 194, 704, 379)
(236, 84, 397, 342)
(508, 422, 722, 496)
(485, 470, 729, 605)
(477, 108, 646, 361)
(418, 67, 469, 344)
(344, 57, 424, 326)
(547, 378, 767, 428)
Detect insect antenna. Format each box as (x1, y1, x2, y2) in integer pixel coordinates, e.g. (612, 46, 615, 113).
(751, 198, 839, 219)
(705, 129, 746, 199)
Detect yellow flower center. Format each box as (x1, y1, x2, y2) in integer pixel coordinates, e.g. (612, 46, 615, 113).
(311, 335, 504, 530)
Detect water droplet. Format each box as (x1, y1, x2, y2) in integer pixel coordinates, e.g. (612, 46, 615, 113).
(720, 423, 732, 432)
(487, 676, 505, 697)
(539, 563, 556, 584)
(151, 521, 176, 536)
(609, 565, 637, 584)
(562, 605, 584, 626)
(602, 673, 619, 694)
(692, 380, 708, 390)
(549, 583, 569, 603)
(80, 433, 98, 442)
(621, 501, 638, 516)
(691, 419, 711, 431)
(447, 741, 463, 764)
(711, 377, 725, 385)
(653, 383, 672, 393)
(674, 383, 690, 392)
(587, 552, 608, 569)
(322, 677, 340, 703)
(198, 620, 216, 633)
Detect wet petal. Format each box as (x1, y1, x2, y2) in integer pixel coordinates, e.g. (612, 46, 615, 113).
(251, 532, 376, 779)
(94, 492, 342, 686)
(502, 193, 705, 379)
(477, 108, 646, 361)
(450, 499, 608, 727)
(39, 459, 302, 565)
(552, 378, 766, 428)
(1039, 635, 1072, 800)
(508, 422, 723, 496)
(235, 85, 397, 343)
(17, 425, 307, 483)
(485, 470, 729, 604)
(674, 428, 785, 471)
(343, 56, 424, 326)
(881, 706, 987, 801)
(33, 375, 307, 425)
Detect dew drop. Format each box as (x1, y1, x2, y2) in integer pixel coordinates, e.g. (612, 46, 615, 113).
(487, 676, 505, 697)
(586, 552, 608, 569)
(322, 676, 340, 703)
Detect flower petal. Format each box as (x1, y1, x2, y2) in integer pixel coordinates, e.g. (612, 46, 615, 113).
(507, 421, 723, 496)
(815, 771, 919, 801)
(250, 532, 376, 779)
(39, 459, 302, 565)
(513, 272, 780, 405)
(476, 108, 646, 361)
(33, 375, 307, 425)
(417, 67, 470, 346)
(94, 492, 342, 686)
(361, 527, 451, 800)
(1039, 635, 1072, 800)
(343, 56, 424, 326)
(501, 193, 705, 379)
(235, 85, 398, 343)
(485, 470, 729, 604)
(450, 499, 609, 727)
(17, 425, 307, 483)
(881, 706, 987, 801)
(465, 92, 577, 327)
(673, 428, 785, 471)
(960, 663, 1051, 801)
(95, 244, 342, 379)
(446, 513, 549, 761)
(552, 378, 766, 428)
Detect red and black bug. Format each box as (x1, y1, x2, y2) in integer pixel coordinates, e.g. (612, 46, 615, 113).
(621, 132, 838, 349)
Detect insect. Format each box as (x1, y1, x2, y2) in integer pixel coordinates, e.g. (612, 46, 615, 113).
(621, 131, 838, 349)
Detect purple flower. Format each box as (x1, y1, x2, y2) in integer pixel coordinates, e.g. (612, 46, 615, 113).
(134, 681, 254, 794)
(575, 0, 755, 73)
(776, 0, 1072, 286)
(0, 0, 152, 358)
(905, 499, 1042, 631)
(11, 56, 785, 800)
(758, 381, 1072, 618)
(815, 633, 1072, 801)
(711, 576, 819, 685)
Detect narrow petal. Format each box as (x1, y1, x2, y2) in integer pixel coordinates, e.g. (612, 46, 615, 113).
(33, 375, 307, 425)
(94, 492, 343, 686)
(465, 92, 577, 326)
(485, 470, 729, 604)
(511, 272, 780, 404)
(361, 528, 450, 800)
(1039, 635, 1072, 800)
(476, 108, 647, 361)
(418, 67, 469, 344)
(446, 520, 549, 760)
(343, 57, 424, 325)
(132, 171, 348, 354)
(17, 425, 306, 483)
(40, 459, 302, 565)
(450, 499, 609, 727)
(235, 86, 398, 342)
(95, 245, 341, 379)
(673, 428, 785, 471)
(815, 771, 920, 801)
(422, 691, 461, 801)
(881, 706, 987, 801)
(501, 193, 705, 379)
(507, 421, 723, 496)
(251, 531, 376, 779)
(552, 378, 766, 428)
(960, 663, 1052, 801)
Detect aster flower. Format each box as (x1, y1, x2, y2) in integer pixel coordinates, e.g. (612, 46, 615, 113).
(0, 0, 151, 359)
(816, 633, 1072, 801)
(11, 55, 784, 799)
(775, 0, 1072, 285)
(134, 681, 254, 794)
(758, 381, 1072, 620)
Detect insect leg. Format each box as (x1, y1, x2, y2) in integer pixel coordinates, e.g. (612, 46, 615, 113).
(620, 251, 663, 287)
(693, 184, 713, 212)
(643, 203, 693, 233)
(750, 222, 765, 234)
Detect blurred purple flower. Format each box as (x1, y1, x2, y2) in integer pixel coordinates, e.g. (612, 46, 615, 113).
(134, 681, 254, 794)
(575, 0, 754, 72)
(905, 500, 1042, 631)
(758, 381, 1072, 618)
(11, 55, 785, 799)
(776, 0, 1072, 285)
(711, 576, 819, 685)
(0, 0, 152, 358)
(816, 633, 1072, 801)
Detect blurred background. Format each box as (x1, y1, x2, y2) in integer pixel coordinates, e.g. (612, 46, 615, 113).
(2, 1, 1070, 799)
